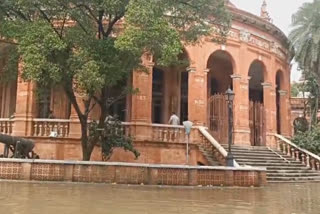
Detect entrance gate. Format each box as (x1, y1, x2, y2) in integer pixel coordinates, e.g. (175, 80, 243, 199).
(249, 101, 265, 146)
(208, 94, 228, 144)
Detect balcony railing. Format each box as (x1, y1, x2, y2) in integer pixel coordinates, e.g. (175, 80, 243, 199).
(32, 119, 70, 138)
(122, 122, 198, 144)
(0, 118, 14, 135)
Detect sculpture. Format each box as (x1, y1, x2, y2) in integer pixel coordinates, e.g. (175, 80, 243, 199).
(0, 133, 39, 159)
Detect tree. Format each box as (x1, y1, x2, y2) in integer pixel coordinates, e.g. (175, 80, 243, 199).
(289, 0, 320, 86)
(291, 82, 301, 97)
(0, 0, 230, 160)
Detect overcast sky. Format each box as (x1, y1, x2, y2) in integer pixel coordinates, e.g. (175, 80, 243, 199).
(231, 0, 313, 82)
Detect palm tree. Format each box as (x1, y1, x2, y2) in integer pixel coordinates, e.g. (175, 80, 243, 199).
(289, 0, 320, 85)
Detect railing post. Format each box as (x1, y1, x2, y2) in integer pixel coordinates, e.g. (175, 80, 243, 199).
(301, 153, 305, 165)
(306, 155, 310, 168)
(295, 150, 300, 161)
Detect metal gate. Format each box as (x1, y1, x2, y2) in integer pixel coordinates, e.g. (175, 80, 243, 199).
(249, 101, 265, 146)
(208, 94, 228, 144)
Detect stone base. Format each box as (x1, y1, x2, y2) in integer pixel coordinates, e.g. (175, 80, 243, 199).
(233, 130, 251, 146)
(0, 159, 267, 187)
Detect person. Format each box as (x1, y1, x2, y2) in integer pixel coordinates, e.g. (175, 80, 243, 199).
(168, 112, 180, 125)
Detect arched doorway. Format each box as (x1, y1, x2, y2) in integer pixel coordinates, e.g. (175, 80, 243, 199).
(207, 50, 234, 144)
(276, 70, 284, 134)
(151, 52, 189, 124)
(248, 60, 265, 146)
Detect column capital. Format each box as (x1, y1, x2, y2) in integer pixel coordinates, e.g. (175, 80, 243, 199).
(261, 82, 272, 88)
(278, 90, 288, 96)
(187, 67, 196, 73)
(230, 74, 241, 80)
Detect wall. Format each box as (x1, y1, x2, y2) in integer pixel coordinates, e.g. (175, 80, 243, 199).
(0, 159, 267, 187)
(0, 139, 208, 166)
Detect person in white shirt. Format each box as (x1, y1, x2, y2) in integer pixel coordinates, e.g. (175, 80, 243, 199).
(168, 112, 180, 125)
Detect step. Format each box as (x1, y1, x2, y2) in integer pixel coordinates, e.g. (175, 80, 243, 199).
(267, 170, 317, 173)
(268, 176, 320, 181)
(239, 162, 305, 167)
(265, 166, 311, 170)
(236, 159, 301, 164)
(267, 172, 320, 177)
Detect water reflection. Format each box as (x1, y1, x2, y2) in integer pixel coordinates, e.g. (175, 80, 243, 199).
(0, 182, 319, 214)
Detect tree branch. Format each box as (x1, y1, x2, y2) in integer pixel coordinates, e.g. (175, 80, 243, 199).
(35, 6, 61, 38)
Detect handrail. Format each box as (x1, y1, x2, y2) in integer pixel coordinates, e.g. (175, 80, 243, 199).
(199, 126, 240, 167)
(32, 118, 71, 122)
(274, 134, 320, 170)
(0, 118, 13, 121)
(275, 134, 320, 162)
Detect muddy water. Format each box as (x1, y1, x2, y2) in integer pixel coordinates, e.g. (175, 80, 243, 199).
(0, 182, 319, 214)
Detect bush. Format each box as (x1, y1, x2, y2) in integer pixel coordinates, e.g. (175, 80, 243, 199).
(292, 127, 320, 156)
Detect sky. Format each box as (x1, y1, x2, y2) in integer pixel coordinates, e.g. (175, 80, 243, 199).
(230, 0, 313, 82)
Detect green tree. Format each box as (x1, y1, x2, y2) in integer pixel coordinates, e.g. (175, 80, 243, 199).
(289, 0, 320, 86)
(0, 0, 230, 160)
(291, 82, 301, 97)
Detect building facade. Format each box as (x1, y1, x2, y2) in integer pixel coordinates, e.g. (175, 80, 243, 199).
(0, 2, 292, 164)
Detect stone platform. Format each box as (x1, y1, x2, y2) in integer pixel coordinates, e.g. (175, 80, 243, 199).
(0, 159, 266, 187)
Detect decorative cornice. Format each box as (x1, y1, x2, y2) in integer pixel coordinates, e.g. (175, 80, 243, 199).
(227, 6, 289, 48)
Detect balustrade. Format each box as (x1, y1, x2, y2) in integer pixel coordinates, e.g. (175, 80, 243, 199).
(198, 127, 239, 167)
(32, 119, 70, 137)
(0, 119, 13, 135)
(275, 134, 320, 171)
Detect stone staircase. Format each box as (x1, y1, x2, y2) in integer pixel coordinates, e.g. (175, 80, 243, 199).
(219, 145, 320, 182)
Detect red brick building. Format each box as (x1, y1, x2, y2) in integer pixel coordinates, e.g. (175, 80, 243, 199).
(0, 2, 292, 164)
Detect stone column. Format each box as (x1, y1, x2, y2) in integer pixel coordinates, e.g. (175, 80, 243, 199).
(262, 82, 277, 148)
(232, 75, 251, 146)
(12, 62, 37, 137)
(129, 58, 154, 141)
(131, 63, 153, 123)
(278, 90, 290, 137)
(188, 68, 207, 126)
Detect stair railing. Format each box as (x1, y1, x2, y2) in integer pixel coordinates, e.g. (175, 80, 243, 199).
(275, 134, 320, 170)
(198, 127, 239, 167)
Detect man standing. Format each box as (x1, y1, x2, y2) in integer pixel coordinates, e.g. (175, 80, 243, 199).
(168, 112, 180, 125)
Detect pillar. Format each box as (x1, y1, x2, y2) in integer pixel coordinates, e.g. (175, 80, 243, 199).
(262, 82, 277, 148)
(188, 68, 207, 126)
(278, 90, 290, 137)
(129, 57, 154, 141)
(232, 75, 251, 146)
(12, 62, 37, 137)
(131, 61, 153, 123)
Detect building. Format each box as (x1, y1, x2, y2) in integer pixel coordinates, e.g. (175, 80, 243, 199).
(0, 1, 292, 164)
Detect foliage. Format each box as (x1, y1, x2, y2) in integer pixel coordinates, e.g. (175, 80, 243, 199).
(89, 116, 140, 161)
(0, 0, 230, 160)
(289, 0, 320, 86)
(292, 127, 320, 156)
(293, 117, 309, 134)
(291, 82, 301, 97)
(0, 44, 19, 83)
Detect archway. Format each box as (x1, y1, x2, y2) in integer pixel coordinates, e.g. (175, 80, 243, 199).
(276, 70, 285, 134)
(151, 52, 189, 124)
(248, 60, 265, 146)
(207, 50, 234, 144)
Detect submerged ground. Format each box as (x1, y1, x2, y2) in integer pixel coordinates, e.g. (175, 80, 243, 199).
(0, 181, 319, 214)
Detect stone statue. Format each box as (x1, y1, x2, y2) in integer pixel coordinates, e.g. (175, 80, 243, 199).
(0, 133, 39, 159)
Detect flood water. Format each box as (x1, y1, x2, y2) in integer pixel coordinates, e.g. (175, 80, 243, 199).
(0, 182, 319, 214)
